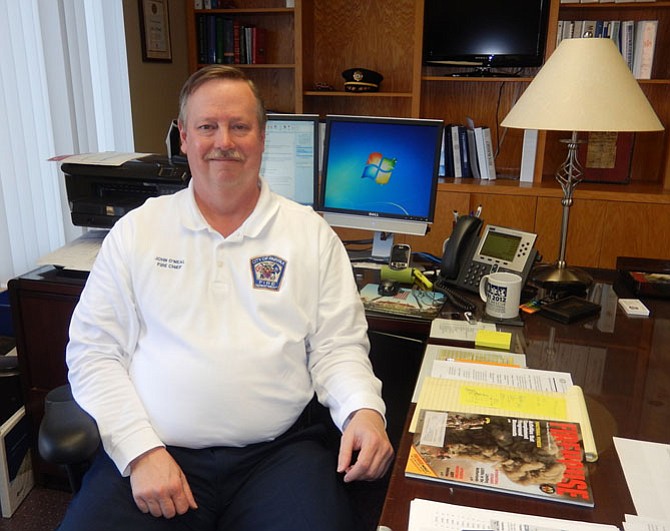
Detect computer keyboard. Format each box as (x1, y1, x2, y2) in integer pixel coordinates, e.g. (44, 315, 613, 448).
(433, 277, 477, 312)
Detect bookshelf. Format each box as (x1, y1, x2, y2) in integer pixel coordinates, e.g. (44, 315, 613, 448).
(184, 1, 302, 113)
(184, 0, 670, 269)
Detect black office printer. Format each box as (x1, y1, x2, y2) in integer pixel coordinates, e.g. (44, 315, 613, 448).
(61, 154, 190, 228)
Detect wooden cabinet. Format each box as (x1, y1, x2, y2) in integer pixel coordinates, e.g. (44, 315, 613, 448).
(184, 0, 670, 268)
(8, 267, 86, 484)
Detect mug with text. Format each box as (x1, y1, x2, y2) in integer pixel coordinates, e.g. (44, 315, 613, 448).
(479, 272, 523, 319)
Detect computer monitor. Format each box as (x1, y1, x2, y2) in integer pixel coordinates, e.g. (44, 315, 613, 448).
(260, 113, 319, 206)
(319, 114, 444, 260)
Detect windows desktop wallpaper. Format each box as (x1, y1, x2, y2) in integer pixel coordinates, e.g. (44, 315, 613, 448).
(322, 120, 441, 220)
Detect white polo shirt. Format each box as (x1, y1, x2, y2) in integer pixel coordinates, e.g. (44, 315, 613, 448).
(66, 179, 384, 475)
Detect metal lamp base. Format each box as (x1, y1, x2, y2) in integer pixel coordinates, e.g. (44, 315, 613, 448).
(531, 263, 593, 291)
(531, 133, 593, 295)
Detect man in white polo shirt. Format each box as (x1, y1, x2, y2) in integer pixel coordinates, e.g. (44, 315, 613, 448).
(60, 65, 393, 531)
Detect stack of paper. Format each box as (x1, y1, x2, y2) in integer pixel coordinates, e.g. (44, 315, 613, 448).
(614, 437, 670, 524)
(411, 344, 527, 402)
(36, 230, 108, 272)
(410, 375, 597, 462)
(408, 499, 619, 531)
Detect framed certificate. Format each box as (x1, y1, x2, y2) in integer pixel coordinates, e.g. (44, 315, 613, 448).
(139, 0, 172, 62)
(580, 131, 634, 184)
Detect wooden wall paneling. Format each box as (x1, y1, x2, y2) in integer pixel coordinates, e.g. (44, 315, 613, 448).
(184, 2, 197, 72)
(535, 197, 608, 269)
(598, 202, 670, 267)
(634, 84, 670, 186)
(306, 0, 416, 94)
(252, 69, 297, 113)
(468, 193, 537, 233)
(302, 94, 413, 118)
(397, 190, 471, 257)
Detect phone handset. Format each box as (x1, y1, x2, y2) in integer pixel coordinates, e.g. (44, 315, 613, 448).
(440, 216, 483, 279)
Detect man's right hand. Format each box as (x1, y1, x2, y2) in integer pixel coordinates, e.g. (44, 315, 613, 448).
(129, 447, 198, 518)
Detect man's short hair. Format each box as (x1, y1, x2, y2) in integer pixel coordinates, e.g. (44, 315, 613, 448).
(178, 65, 267, 129)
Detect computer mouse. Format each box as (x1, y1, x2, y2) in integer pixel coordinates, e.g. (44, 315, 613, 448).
(378, 279, 400, 297)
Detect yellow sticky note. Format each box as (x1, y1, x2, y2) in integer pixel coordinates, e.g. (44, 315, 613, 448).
(475, 329, 512, 350)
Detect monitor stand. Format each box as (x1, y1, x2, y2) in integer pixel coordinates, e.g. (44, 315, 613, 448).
(347, 231, 395, 264)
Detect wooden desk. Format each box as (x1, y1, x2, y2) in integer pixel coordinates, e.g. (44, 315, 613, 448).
(8, 266, 87, 483)
(378, 271, 670, 530)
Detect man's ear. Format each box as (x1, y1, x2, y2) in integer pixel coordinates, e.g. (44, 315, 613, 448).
(178, 119, 187, 152)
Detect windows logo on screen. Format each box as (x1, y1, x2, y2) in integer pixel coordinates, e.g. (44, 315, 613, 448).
(361, 152, 397, 185)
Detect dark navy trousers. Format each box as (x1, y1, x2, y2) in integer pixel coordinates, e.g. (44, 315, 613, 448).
(57, 424, 355, 531)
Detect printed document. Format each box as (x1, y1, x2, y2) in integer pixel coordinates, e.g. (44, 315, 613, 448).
(429, 317, 496, 341)
(614, 437, 670, 521)
(408, 499, 619, 531)
(36, 230, 107, 272)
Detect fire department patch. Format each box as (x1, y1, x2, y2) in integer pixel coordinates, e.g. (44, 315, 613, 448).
(251, 255, 287, 290)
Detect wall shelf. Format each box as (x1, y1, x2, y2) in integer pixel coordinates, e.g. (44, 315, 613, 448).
(184, 0, 670, 268)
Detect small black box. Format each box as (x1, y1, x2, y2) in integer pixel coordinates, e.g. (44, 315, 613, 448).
(540, 296, 601, 324)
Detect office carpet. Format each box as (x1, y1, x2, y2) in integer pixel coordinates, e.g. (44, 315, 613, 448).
(0, 487, 70, 531)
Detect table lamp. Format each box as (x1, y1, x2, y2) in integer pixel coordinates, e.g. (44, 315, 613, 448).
(501, 38, 663, 290)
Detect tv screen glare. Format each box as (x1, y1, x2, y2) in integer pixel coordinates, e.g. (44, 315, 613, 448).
(423, 0, 551, 73)
(260, 113, 319, 206)
(319, 115, 443, 258)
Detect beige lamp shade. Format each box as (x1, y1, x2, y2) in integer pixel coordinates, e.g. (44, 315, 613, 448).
(501, 38, 663, 132)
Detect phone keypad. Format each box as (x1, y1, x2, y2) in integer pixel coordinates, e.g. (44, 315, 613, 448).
(462, 262, 493, 288)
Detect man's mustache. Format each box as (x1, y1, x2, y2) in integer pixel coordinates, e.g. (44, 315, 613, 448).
(205, 149, 244, 161)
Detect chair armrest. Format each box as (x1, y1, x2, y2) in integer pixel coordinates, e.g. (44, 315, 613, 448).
(38, 384, 100, 465)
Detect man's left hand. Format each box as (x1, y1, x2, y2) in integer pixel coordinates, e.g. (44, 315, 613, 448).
(337, 409, 394, 482)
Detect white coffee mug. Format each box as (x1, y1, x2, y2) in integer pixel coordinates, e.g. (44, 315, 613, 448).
(479, 272, 523, 319)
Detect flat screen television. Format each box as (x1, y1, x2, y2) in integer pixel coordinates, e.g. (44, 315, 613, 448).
(423, 0, 551, 76)
(260, 113, 319, 206)
(319, 114, 444, 261)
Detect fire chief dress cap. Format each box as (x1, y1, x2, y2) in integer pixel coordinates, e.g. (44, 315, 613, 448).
(342, 68, 383, 92)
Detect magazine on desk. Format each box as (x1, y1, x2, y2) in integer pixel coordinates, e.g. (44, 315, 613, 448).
(406, 410, 594, 507)
(359, 283, 445, 318)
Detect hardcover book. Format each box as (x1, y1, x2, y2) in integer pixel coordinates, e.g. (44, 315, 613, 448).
(406, 410, 594, 506)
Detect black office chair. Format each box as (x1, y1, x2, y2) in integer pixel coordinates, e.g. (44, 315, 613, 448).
(38, 384, 100, 492)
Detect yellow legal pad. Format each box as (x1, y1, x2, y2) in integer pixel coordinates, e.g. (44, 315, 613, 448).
(410, 377, 598, 462)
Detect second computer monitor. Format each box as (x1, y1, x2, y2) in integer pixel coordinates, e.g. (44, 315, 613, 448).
(319, 114, 444, 259)
(260, 113, 319, 206)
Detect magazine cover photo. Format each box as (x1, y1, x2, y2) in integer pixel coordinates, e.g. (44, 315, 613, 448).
(406, 411, 594, 506)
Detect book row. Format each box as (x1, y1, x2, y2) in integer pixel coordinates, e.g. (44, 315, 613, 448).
(194, 0, 294, 7)
(196, 15, 267, 66)
(440, 123, 498, 181)
(557, 19, 658, 79)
